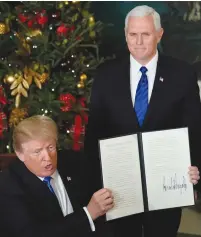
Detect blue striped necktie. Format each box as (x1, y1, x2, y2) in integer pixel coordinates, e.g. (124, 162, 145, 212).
(43, 176, 55, 195)
(134, 66, 148, 126)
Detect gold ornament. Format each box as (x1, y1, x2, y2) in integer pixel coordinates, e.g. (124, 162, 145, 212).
(5, 75, 15, 84)
(88, 16, 95, 28)
(64, 1, 69, 5)
(77, 81, 84, 88)
(80, 73, 87, 81)
(0, 22, 6, 34)
(89, 16, 95, 23)
(9, 108, 28, 127)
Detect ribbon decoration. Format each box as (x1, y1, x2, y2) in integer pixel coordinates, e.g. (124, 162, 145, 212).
(0, 112, 7, 138)
(0, 86, 7, 105)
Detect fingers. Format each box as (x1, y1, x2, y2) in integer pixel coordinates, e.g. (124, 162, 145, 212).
(188, 166, 200, 185)
(94, 188, 112, 196)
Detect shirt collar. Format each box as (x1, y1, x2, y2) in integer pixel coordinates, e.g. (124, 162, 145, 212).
(130, 51, 159, 74)
(38, 170, 58, 181)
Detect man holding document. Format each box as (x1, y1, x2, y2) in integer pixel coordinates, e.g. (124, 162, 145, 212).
(85, 4, 201, 237)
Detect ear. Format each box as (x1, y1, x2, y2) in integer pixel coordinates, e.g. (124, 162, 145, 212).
(124, 27, 128, 42)
(157, 28, 164, 43)
(15, 150, 25, 162)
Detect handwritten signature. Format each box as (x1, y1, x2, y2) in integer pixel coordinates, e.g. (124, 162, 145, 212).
(163, 174, 187, 194)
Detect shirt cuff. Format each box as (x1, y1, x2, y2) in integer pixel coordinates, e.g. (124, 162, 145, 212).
(83, 207, 95, 232)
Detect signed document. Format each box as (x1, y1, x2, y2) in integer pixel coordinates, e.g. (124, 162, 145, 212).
(142, 128, 194, 211)
(99, 128, 194, 221)
(99, 134, 144, 221)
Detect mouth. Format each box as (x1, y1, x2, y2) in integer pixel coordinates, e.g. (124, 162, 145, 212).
(45, 164, 53, 171)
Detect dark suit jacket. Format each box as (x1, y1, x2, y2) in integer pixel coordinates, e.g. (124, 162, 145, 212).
(0, 150, 96, 237)
(85, 53, 201, 192)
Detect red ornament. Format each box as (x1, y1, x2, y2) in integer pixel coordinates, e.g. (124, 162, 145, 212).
(56, 24, 70, 36)
(18, 13, 28, 23)
(59, 93, 76, 112)
(36, 10, 48, 26)
(27, 19, 34, 28)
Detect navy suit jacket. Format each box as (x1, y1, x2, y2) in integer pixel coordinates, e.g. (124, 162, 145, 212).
(0, 150, 96, 237)
(85, 53, 201, 192)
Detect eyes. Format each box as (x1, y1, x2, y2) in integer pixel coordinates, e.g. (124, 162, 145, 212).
(33, 145, 56, 155)
(129, 32, 150, 37)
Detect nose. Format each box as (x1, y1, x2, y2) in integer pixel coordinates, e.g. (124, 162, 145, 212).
(42, 149, 52, 161)
(136, 34, 142, 45)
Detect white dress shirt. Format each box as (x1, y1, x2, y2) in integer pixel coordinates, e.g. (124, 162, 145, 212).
(38, 170, 95, 231)
(130, 51, 159, 106)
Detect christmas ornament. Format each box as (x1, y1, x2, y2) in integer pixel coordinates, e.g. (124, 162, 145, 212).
(0, 22, 6, 34)
(18, 13, 28, 23)
(56, 24, 69, 36)
(37, 11, 48, 26)
(9, 108, 28, 127)
(0, 112, 7, 138)
(4, 75, 15, 84)
(80, 73, 87, 81)
(89, 16, 95, 23)
(89, 17, 95, 28)
(27, 19, 34, 28)
(77, 81, 84, 88)
(59, 93, 76, 112)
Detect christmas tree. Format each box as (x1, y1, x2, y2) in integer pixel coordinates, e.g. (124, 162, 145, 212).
(0, 1, 106, 153)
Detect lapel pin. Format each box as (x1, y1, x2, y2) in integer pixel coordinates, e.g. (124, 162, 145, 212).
(67, 176, 71, 181)
(159, 77, 164, 82)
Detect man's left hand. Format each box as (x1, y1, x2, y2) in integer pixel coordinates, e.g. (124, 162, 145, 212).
(188, 166, 200, 185)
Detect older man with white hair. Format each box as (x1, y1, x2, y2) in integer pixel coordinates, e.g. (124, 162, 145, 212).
(85, 5, 201, 237)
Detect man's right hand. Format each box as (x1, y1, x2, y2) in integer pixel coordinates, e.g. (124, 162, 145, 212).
(86, 188, 114, 220)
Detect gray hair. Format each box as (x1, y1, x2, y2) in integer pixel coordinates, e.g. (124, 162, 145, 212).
(125, 5, 162, 31)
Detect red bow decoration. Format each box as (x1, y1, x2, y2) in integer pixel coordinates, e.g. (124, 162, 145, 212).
(59, 93, 88, 151)
(0, 86, 7, 106)
(0, 112, 7, 138)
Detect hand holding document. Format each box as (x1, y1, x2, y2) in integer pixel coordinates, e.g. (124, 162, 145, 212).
(99, 128, 194, 221)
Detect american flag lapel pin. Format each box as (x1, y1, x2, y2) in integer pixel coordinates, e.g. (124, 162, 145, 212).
(67, 176, 71, 181)
(159, 77, 164, 82)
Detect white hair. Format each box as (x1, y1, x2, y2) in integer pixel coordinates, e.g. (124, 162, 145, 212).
(125, 5, 162, 31)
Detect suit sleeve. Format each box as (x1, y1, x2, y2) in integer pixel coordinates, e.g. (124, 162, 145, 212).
(0, 194, 93, 237)
(182, 69, 201, 191)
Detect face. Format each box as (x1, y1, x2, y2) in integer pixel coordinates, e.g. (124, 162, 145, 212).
(125, 15, 163, 65)
(16, 139, 57, 177)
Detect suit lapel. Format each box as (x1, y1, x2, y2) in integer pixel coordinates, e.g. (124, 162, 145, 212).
(143, 54, 167, 128)
(11, 159, 64, 217)
(121, 55, 139, 128)
(57, 155, 81, 211)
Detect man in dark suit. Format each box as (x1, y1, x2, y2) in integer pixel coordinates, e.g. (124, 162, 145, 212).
(85, 5, 201, 237)
(0, 115, 114, 237)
